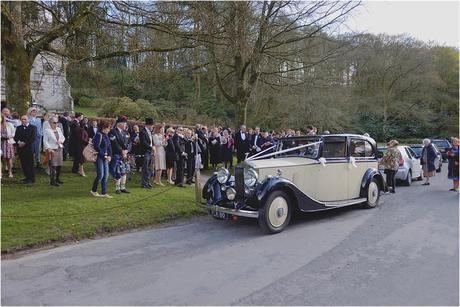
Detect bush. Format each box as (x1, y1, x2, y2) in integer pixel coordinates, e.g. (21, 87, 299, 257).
(78, 96, 95, 107)
(97, 97, 160, 120)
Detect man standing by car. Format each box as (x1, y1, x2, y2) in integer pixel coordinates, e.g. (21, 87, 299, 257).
(234, 125, 251, 163)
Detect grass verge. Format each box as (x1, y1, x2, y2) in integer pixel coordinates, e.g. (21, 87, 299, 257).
(1, 160, 205, 253)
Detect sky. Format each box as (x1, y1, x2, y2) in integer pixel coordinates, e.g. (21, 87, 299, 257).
(342, 1, 459, 47)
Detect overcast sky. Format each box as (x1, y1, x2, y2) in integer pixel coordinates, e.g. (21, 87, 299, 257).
(342, 1, 459, 47)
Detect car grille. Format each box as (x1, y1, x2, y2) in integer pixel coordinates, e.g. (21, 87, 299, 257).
(235, 165, 245, 201)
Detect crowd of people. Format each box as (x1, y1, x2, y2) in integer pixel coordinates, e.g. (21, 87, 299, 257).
(1, 105, 459, 197)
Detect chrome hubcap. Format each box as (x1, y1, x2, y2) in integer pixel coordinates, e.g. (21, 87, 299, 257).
(368, 182, 378, 204)
(268, 196, 288, 227)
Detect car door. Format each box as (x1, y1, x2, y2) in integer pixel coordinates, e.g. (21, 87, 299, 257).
(405, 147, 422, 178)
(316, 137, 349, 202)
(348, 138, 375, 199)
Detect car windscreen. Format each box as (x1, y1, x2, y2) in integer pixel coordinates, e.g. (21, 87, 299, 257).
(276, 138, 320, 159)
(432, 140, 450, 149)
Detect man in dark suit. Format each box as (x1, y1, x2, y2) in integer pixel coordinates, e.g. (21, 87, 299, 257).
(14, 115, 37, 184)
(250, 126, 261, 156)
(173, 127, 187, 187)
(109, 117, 131, 194)
(87, 119, 98, 139)
(196, 124, 209, 170)
(185, 129, 200, 185)
(139, 117, 155, 188)
(70, 112, 83, 173)
(59, 112, 71, 160)
(234, 125, 251, 163)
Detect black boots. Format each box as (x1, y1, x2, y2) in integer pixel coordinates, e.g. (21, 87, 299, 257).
(56, 166, 63, 184)
(49, 167, 60, 186)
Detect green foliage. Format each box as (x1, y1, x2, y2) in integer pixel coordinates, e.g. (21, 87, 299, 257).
(97, 96, 160, 120)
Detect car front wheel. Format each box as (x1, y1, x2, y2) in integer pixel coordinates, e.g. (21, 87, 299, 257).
(363, 178, 380, 208)
(258, 190, 292, 234)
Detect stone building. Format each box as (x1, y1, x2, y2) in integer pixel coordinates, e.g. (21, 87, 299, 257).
(1, 52, 74, 113)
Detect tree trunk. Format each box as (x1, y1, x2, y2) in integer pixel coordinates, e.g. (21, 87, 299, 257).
(1, 1, 33, 115)
(2, 44, 33, 115)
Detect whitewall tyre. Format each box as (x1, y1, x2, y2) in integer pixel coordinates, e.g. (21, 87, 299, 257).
(258, 190, 292, 234)
(363, 179, 380, 209)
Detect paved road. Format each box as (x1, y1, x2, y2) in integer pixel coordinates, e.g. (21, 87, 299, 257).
(2, 169, 458, 305)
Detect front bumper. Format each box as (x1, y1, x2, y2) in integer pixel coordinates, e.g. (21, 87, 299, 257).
(198, 202, 259, 218)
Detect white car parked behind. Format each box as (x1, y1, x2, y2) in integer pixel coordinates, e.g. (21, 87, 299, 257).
(377, 146, 423, 186)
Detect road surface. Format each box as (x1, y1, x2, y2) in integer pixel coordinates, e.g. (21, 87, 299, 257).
(2, 169, 458, 305)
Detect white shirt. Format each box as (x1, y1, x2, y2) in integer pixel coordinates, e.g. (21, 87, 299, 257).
(241, 132, 246, 141)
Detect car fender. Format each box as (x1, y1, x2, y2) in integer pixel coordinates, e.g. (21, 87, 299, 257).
(361, 168, 386, 195)
(202, 174, 218, 200)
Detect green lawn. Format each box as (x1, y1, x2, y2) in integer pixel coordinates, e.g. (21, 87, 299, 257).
(1, 160, 205, 253)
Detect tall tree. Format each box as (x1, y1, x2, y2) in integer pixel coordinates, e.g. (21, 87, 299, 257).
(1, 1, 96, 114)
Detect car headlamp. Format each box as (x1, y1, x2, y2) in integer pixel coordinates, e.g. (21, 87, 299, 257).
(226, 187, 236, 200)
(217, 168, 230, 184)
(244, 168, 258, 187)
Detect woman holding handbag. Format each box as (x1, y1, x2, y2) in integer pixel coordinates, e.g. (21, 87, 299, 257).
(43, 116, 65, 186)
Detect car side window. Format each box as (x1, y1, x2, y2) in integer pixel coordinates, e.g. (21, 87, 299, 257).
(323, 138, 347, 158)
(350, 139, 374, 157)
(407, 147, 417, 158)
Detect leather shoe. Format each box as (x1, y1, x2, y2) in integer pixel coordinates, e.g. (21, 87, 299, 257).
(56, 180, 64, 184)
(142, 185, 152, 189)
(176, 184, 185, 188)
(115, 189, 122, 194)
(121, 189, 130, 193)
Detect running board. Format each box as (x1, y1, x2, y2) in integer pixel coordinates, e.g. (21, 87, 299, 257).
(323, 198, 367, 207)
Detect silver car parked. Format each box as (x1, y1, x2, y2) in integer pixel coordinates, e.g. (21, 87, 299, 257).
(377, 146, 423, 185)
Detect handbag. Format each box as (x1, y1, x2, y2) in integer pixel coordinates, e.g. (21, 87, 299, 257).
(83, 135, 101, 163)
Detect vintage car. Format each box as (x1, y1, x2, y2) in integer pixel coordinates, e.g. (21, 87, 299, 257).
(201, 134, 386, 234)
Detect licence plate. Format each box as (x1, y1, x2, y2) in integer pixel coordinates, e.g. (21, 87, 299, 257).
(210, 209, 231, 220)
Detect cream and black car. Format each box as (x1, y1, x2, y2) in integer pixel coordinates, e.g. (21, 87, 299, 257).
(201, 134, 386, 234)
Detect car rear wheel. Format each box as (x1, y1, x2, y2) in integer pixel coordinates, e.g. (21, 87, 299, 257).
(258, 190, 292, 234)
(403, 170, 412, 186)
(362, 178, 380, 209)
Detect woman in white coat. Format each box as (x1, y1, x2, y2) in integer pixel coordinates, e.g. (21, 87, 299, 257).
(43, 116, 65, 186)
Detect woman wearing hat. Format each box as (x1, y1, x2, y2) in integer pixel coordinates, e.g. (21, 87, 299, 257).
(379, 140, 401, 193)
(420, 138, 437, 185)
